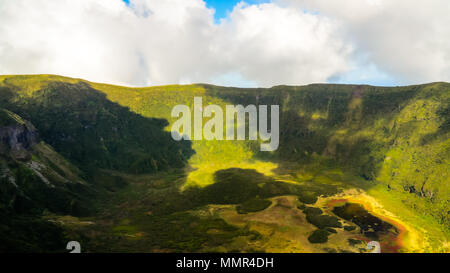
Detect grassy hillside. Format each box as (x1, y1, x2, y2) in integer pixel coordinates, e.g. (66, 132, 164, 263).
(0, 108, 95, 252)
(0, 77, 194, 174)
(0, 75, 448, 252)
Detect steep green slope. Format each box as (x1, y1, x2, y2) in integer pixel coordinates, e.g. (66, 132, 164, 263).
(0, 75, 448, 252)
(205, 83, 449, 228)
(0, 78, 194, 174)
(0, 108, 91, 214)
(93, 79, 449, 230)
(0, 108, 94, 252)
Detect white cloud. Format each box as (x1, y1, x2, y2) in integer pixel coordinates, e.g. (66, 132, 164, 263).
(0, 0, 448, 87)
(279, 0, 450, 85)
(215, 2, 352, 87)
(0, 0, 352, 87)
(0, 0, 142, 85)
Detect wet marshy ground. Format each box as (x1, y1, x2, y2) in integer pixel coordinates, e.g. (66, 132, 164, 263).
(333, 203, 398, 240)
(328, 200, 406, 252)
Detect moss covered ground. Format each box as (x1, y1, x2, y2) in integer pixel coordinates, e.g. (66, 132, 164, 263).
(0, 75, 448, 252)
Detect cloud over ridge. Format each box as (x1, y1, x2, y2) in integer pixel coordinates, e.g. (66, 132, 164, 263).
(0, 0, 448, 87)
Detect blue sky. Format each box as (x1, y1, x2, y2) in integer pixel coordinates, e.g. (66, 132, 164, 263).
(204, 0, 270, 21)
(123, 0, 269, 22)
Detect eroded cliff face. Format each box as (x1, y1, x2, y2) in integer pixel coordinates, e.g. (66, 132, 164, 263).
(0, 109, 92, 218)
(0, 121, 39, 161)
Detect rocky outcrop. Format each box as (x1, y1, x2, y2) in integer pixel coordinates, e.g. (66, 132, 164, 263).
(0, 121, 39, 161)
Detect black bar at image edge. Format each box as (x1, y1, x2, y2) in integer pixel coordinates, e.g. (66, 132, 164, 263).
(2, 253, 447, 272)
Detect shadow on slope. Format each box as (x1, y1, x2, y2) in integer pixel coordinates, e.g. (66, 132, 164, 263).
(202, 83, 422, 181)
(0, 82, 195, 175)
(142, 168, 339, 216)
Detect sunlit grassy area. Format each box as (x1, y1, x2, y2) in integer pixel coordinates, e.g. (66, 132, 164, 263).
(0, 75, 448, 252)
